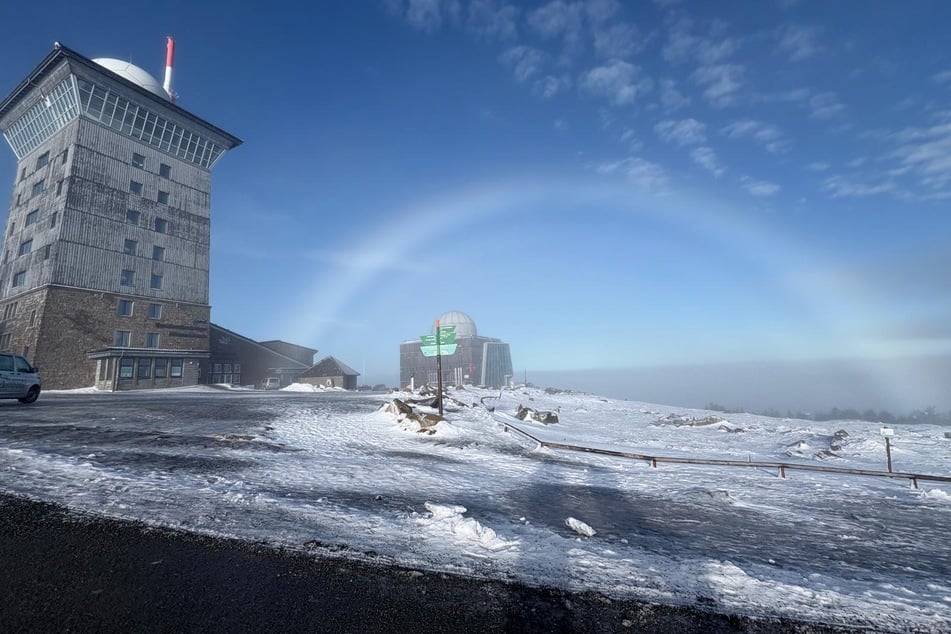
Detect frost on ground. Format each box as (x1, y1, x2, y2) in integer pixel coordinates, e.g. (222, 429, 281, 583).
(0, 385, 949, 632)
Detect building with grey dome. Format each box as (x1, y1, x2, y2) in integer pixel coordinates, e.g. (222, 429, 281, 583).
(399, 311, 513, 389)
(0, 43, 240, 388)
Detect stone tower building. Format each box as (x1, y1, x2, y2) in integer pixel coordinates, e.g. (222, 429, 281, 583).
(0, 43, 240, 389)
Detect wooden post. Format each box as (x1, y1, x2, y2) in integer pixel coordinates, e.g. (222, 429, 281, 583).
(885, 436, 893, 473)
(435, 320, 444, 416)
(779, 466, 786, 479)
(651, 458, 657, 468)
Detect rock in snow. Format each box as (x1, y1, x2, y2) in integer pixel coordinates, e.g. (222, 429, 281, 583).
(565, 517, 596, 537)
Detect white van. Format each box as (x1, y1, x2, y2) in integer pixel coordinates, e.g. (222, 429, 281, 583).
(0, 353, 42, 404)
(262, 377, 281, 390)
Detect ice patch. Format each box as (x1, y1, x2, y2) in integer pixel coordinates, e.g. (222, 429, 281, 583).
(565, 516, 596, 537)
(422, 502, 518, 552)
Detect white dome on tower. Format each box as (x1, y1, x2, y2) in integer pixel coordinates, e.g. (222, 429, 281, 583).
(93, 58, 170, 100)
(433, 311, 477, 338)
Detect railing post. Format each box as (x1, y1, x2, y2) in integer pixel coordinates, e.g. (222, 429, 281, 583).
(911, 477, 918, 490)
(651, 458, 657, 468)
(779, 466, 786, 479)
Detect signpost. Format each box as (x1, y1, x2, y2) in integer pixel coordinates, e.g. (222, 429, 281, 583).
(419, 322, 456, 415)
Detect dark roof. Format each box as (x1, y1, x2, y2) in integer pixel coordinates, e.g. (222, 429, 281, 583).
(299, 356, 360, 378)
(209, 323, 309, 369)
(259, 340, 318, 355)
(0, 42, 242, 148)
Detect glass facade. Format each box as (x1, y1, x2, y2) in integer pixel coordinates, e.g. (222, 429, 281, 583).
(76, 78, 224, 169)
(3, 76, 81, 159)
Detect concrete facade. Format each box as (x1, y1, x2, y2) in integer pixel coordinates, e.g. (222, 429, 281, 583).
(0, 44, 240, 389)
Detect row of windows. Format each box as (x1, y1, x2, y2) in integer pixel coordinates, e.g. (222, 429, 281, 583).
(116, 299, 163, 319)
(14, 177, 64, 209)
(3, 76, 80, 159)
(122, 239, 165, 261)
(77, 77, 224, 169)
(113, 330, 161, 348)
(125, 209, 170, 234)
(19, 149, 67, 180)
(119, 269, 163, 290)
(131, 152, 172, 179)
(129, 179, 171, 206)
(111, 357, 184, 380)
(14, 240, 52, 260)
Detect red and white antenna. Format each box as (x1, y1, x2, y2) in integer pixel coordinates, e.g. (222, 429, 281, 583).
(163, 36, 176, 103)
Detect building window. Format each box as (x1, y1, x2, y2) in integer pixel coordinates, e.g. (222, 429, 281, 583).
(157, 190, 169, 205)
(114, 330, 131, 347)
(154, 218, 168, 234)
(42, 245, 51, 260)
(29, 309, 36, 327)
(26, 210, 39, 226)
(150, 274, 163, 290)
(130, 180, 143, 196)
(12, 271, 26, 287)
(3, 302, 17, 319)
(132, 153, 145, 169)
(36, 151, 50, 170)
(50, 211, 58, 228)
(119, 357, 134, 378)
(154, 359, 168, 378)
(31, 180, 45, 197)
(16, 193, 21, 206)
(62, 149, 68, 164)
(0, 333, 11, 351)
(117, 299, 133, 316)
(18, 240, 32, 256)
(148, 302, 162, 319)
(152, 246, 165, 262)
(20, 167, 26, 181)
(123, 239, 138, 256)
(120, 269, 134, 286)
(145, 332, 159, 348)
(137, 358, 152, 379)
(159, 163, 171, 179)
(56, 180, 64, 196)
(126, 209, 140, 225)
(170, 358, 183, 378)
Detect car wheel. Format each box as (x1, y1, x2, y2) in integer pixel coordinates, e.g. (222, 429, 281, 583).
(18, 386, 40, 404)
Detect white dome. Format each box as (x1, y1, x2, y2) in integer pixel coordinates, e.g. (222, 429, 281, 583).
(433, 311, 477, 338)
(93, 58, 170, 100)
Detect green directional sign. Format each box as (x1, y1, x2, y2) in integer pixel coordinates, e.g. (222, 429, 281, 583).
(421, 343, 457, 357)
(437, 325, 456, 344)
(420, 335, 437, 346)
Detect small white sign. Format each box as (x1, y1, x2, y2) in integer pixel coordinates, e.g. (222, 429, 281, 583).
(880, 427, 894, 438)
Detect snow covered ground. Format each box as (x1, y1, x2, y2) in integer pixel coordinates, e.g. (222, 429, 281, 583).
(1, 385, 949, 631)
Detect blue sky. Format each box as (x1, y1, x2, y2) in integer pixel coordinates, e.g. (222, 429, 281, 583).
(1, 1, 949, 409)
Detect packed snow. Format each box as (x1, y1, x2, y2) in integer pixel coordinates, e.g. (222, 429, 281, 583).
(1, 385, 949, 631)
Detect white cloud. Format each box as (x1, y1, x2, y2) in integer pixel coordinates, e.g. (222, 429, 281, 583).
(619, 128, 643, 151)
(695, 36, 738, 65)
(890, 120, 951, 190)
(386, 0, 461, 32)
(776, 24, 822, 61)
(741, 177, 780, 197)
(690, 146, 725, 177)
(808, 162, 831, 171)
(585, 0, 621, 24)
(810, 92, 846, 119)
(527, 1, 580, 38)
(823, 176, 894, 198)
(533, 74, 572, 99)
(499, 46, 545, 83)
(597, 157, 669, 192)
(659, 79, 690, 111)
(752, 88, 811, 104)
(581, 60, 653, 106)
(593, 22, 647, 60)
(467, 0, 520, 42)
(692, 64, 744, 108)
(721, 119, 788, 153)
(662, 18, 697, 64)
(654, 118, 707, 146)
(933, 70, 951, 85)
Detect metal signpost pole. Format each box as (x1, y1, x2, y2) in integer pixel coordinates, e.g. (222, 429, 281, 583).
(435, 320, 444, 416)
(881, 427, 894, 473)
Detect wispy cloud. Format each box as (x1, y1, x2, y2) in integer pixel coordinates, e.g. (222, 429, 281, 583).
(466, 0, 520, 42)
(810, 92, 846, 119)
(890, 119, 951, 190)
(721, 119, 788, 153)
(692, 64, 744, 107)
(740, 176, 780, 197)
(593, 22, 648, 60)
(581, 60, 653, 106)
(775, 24, 822, 61)
(659, 78, 690, 111)
(499, 46, 545, 83)
(690, 146, 725, 177)
(822, 176, 894, 198)
(933, 70, 951, 85)
(533, 74, 572, 99)
(808, 162, 831, 171)
(654, 118, 707, 146)
(597, 157, 669, 192)
(526, 1, 585, 60)
(586, 0, 622, 24)
(384, 0, 461, 32)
